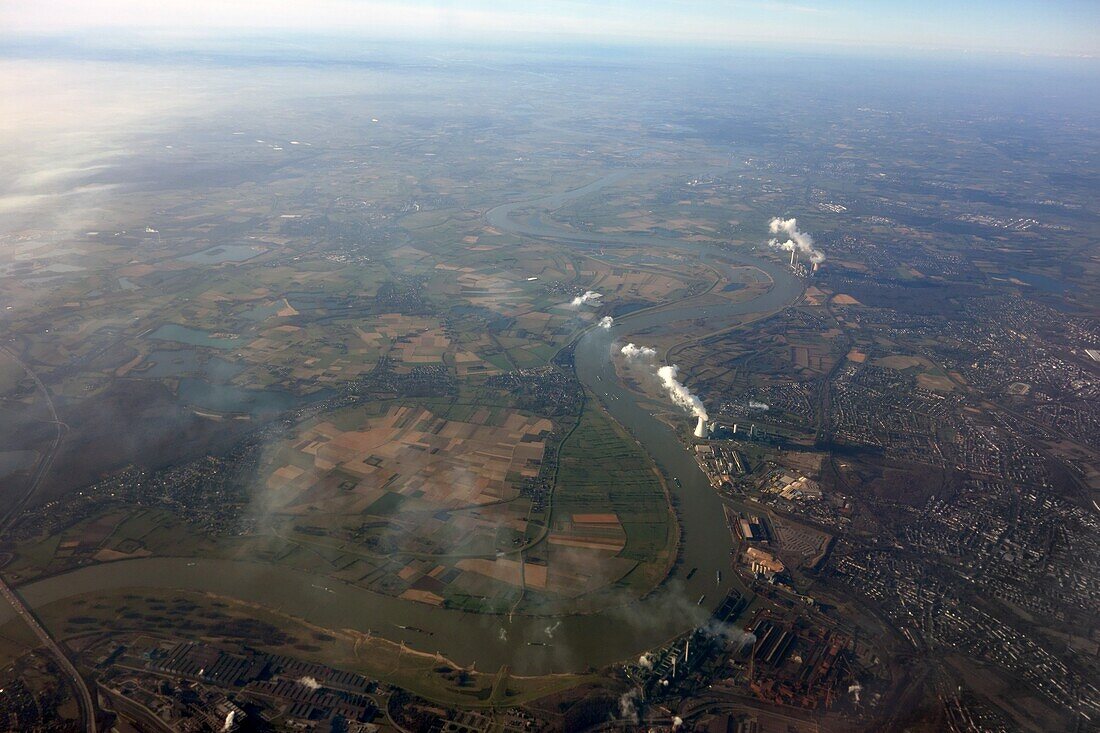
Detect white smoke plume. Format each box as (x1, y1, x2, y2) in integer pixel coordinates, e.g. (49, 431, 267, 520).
(768, 217, 825, 264)
(598, 315, 614, 329)
(657, 365, 709, 421)
(620, 343, 657, 360)
(638, 652, 654, 669)
(498, 627, 508, 642)
(298, 676, 321, 690)
(222, 711, 236, 732)
(672, 716, 684, 730)
(699, 617, 756, 652)
(733, 630, 757, 651)
(849, 683, 863, 704)
(618, 344, 709, 423)
(748, 400, 769, 411)
(544, 621, 561, 639)
(571, 290, 602, 306)
(618, 688, 641, 724)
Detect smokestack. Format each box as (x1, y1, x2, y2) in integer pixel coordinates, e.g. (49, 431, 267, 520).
(694, 416, 707, 438)
(732, 423, 738, 435)
(769, 217, 826, 266)
(812, 261, 819, 272)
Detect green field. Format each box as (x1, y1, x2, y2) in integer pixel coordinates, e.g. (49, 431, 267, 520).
(516, 399, 677, 612)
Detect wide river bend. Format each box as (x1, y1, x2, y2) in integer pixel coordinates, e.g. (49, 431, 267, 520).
(2, 173, 802, 674)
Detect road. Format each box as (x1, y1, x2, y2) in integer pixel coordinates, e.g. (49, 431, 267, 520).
(0, 346, 66, 531)
(0, 348, 94, 732)
(99, 684, 172, 733)
(676, 687, 823, 731)
(0, 578, 97, 733)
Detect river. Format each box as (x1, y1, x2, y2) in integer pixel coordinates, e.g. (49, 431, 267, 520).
(2, 172, 803, 674)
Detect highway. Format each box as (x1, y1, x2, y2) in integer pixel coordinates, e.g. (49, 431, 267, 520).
(0, 348, 94, 732)
(0, 347, 66, 531)
(0, 578, 97, 733)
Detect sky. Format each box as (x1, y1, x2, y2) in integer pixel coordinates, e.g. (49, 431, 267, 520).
(1, 0, 1097, 59)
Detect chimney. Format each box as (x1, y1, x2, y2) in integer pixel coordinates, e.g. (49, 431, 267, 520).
(790, 249, 797, 267)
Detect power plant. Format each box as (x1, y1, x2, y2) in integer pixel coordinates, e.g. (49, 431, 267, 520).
(769, 217, 824, 276)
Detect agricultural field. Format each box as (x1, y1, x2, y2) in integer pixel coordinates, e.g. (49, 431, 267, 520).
(2, 508, 227, 585)
(246, 398, 677, 613)
(261, 403, 549, 524)
(519, 405, 677, 613)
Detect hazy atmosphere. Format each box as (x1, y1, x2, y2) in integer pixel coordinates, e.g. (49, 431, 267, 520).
(4, 0, 1099, 56)
(0, 2, 1098, 732)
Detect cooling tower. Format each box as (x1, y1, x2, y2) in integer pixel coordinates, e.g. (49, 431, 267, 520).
(694, 416, 708, 438)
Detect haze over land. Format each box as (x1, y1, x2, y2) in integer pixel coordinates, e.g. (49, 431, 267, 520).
(0, 6, 1098, 731)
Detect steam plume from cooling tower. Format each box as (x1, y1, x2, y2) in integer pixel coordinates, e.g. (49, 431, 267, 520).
(658, 365, 709, 423)
(619, 344, 709, 430)
(571, 290, 601, 306)
(768, 217, 825, 264)
(598, 315, 614, 329)
(298, 676, 321, 690)
(620, 343, 657, 360)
